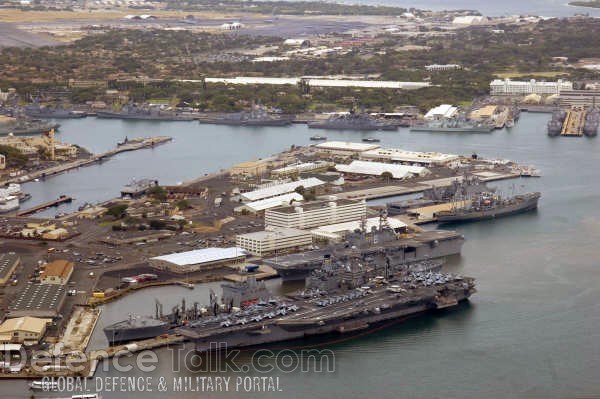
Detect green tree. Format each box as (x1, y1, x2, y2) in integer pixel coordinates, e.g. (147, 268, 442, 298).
(106, 204, 128, 219)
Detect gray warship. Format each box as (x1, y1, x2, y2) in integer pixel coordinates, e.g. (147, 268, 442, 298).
(264, 216, 465, 281)
(584, 107, 599, 137)
(387, 175, 490, 215)
(436, 191, 541, 224)
(104, 279, 273, 345)
(0, 116, 60, 136)
(308, 111, 398, 131)
(179, 257, 475, 353)
(410, 118, 494, 133)
(210, 106, 293, 126)
(96, 105, 195, 121)
(547, 108, 566, 137)
(24, 104, 86, 119)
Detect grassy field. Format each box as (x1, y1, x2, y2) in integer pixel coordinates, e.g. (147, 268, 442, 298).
(495, 71, 568, 79)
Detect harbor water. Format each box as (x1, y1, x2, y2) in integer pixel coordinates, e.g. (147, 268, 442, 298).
(5, 113, 600, 398)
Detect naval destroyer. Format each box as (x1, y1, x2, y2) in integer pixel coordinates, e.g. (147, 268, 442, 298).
(410, 118, 494, 133)
(209, 106, 293, 126)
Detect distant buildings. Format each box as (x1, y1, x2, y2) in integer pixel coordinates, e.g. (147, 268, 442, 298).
(283, 38, 311, 47)
(0, 154, 5, 170)
(490, 79, 573, 96)
(558, 89, 600, 107)
(240, 178, 325, 202)
(452, 15, 487, 25)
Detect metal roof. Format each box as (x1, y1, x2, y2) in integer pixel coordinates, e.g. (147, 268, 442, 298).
(241, 178, 324, 202)
(335, 160, 428, 179)
(243, 193, 304, 212)
(315, 141, 381, 152)
(151, 247, 247, 266)
(312, 217, 407, 235)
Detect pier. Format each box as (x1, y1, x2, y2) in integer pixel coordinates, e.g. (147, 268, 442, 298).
(16, 195, 73, 216)
(0, 136, 172, 186)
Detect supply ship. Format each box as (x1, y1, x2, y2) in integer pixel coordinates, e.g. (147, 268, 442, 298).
(96, 105, 195, 121)
(179, 257, 475, 353)
(104, 280, 272, 345)
(584, 107, 599, 137)
(410, 118, 494, 133)
(308, 112, 397, 131)
(436, 191, 541, 223)
(264, 219, 465, 281)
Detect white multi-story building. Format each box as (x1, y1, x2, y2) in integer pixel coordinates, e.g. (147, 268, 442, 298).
(490, 79, 573, 96)
(236, 227, 313, 257)
(265, 197, 366, 229)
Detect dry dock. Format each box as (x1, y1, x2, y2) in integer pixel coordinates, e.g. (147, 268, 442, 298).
(561, 108, 586, 136)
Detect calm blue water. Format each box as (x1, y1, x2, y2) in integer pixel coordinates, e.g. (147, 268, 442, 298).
(5, 114, 600, 398)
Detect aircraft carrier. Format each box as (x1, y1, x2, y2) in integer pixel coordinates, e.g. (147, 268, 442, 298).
(264, 227, 465, 281)
(178, 257, 475, 352)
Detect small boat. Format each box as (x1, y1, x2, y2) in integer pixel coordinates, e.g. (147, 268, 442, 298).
(309, 135, 327, 141)
(29, 380, 60, 391)
(362, 137, 380, 143)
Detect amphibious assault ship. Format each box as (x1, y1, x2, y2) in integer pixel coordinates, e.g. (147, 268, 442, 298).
(96, 105, 195, 121)
(179, 257, 475, 353)
(436, 191, 541, 224)
(308, 112, 397, 131)
(264, 218, 465, 281)
(210, 106, 293, 126)
(410, 118, 494, 133)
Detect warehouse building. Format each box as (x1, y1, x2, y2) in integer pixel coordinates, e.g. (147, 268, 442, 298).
(265, 197, 366, 229)
(8, 283, 66, 318)
(0, 316, 52, 345)
(315, 141, 381, 157)
(241, 177, 324, 202)
(236, 227, 313, 257)
(359, 148, 459, 166)
(271, 161, 333, 177)
(0, 253, 20, 287)
(490, 78, 573, 96)
(150, 247, 247, 273)
(311, 217, 407, 241)
(336, 160, 430, 179)
(234, 192, 304, 215)
(40, 259, 74, 285)
(424, 104, 458, 120)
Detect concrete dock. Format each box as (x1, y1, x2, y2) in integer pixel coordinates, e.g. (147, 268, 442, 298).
(0, 136, 172, 186)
